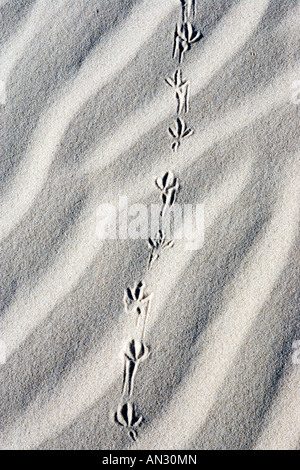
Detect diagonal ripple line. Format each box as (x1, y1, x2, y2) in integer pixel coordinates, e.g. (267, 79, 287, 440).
(0, 0, 176, 240)
(82, 0, 272, 175)
(0, 157, 253, 450)
(1, 66, 297, 361)
(255, 368, 300, 450)
(134, 161, 300, 450)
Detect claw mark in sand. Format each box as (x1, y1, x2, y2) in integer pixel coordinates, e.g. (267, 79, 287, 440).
(168, 117, 194, 152)
(165, 69, 190, 114)
(114, 0, 203, 441)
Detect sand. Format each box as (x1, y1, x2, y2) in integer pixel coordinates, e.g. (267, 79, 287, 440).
(0, 0, 299, 450)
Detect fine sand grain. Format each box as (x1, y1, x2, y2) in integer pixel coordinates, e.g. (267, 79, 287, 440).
(0, 0, 299, 450)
